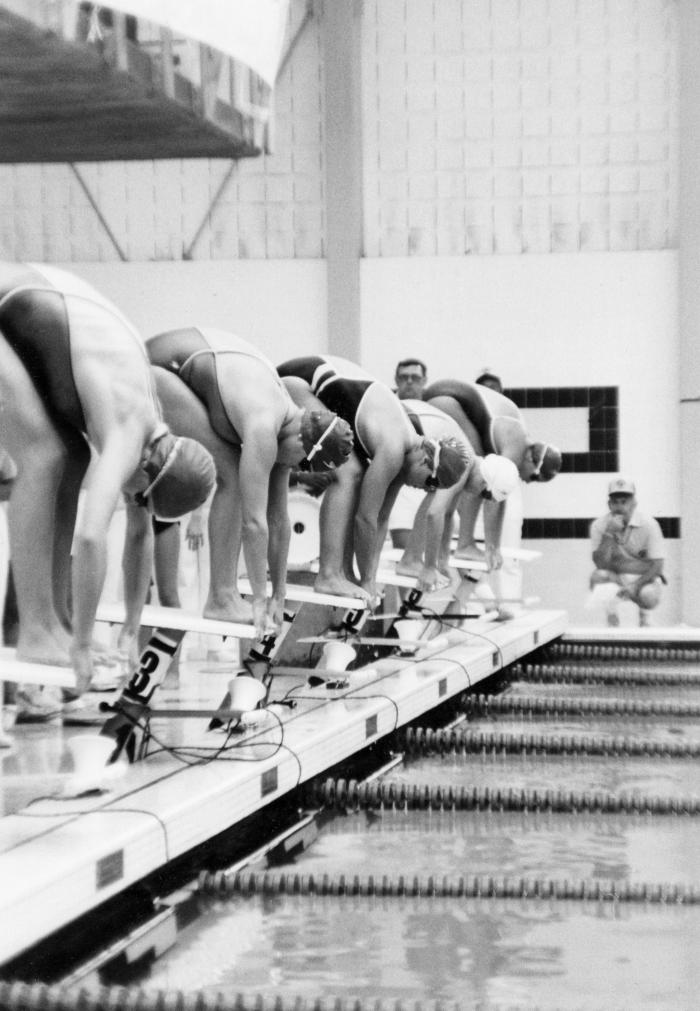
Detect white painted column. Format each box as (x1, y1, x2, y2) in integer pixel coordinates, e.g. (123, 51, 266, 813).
(322, 0, 363, 362)
(679, 2, 700, 625)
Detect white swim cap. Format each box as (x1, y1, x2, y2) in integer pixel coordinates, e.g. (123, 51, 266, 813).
(480, 454, 519, 502)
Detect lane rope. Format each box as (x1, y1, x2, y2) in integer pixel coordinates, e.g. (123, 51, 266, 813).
(395, 725, 700, 759)
(460, 693, 700, 719)
(302, 776, 700, 816)
(199, 869, 700, 905)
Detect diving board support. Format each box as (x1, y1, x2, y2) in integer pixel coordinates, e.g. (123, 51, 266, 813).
(97, 605, 257, 763)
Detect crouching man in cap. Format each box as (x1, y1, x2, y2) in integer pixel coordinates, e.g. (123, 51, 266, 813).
(590, 476, 666, 627)
(0, 263, 216, 698)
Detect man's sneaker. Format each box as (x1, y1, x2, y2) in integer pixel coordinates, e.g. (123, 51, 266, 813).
(15, 685, 63, 723)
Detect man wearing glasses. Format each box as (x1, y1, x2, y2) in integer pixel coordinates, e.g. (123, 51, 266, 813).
(277, 355, 468, 606)
(590, 477, 665, 627)
(394, 358, 428, 401)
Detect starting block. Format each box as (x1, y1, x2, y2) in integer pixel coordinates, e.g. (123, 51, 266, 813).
(96, 603, 265, 762)
(449, 556, 489, 573)
(0, 647, 76, 688)
(96, 602, 255, 639)
(237, 578, 365, 610)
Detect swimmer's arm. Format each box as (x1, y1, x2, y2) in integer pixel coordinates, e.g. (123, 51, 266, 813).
(121, 496, 155, 639)
(238, 427, 277, 626)
(355, 456, 402, 588)
(267, 463, 291, 609)
(71, 440, 140, 651)
(0, 447, 16, 502)
(482, 499, 506, 569)
(422, 487, 454, 572)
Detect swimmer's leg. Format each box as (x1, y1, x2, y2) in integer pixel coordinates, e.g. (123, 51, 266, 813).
(0, 335, 71, 665)
(316, 452, 369, 600)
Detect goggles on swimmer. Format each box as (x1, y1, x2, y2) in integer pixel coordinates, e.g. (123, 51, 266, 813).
(424, 438, 441, 492)
(135, 425, 182, 508)
(530, 441, 550, 481)
(298, 415, 340, 472)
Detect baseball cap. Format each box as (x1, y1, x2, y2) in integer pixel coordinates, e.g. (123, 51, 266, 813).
(480, 454, 520, 502)
(608, 476, 636, 496)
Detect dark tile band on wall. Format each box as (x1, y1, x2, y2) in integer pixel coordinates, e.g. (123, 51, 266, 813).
(523, 518, 680, 539)
(505, 385, 618, 474)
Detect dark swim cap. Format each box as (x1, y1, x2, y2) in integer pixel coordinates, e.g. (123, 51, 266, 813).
(531, 442, 562, 482)
(140, 427, 216, 519)
(300, 410, 354, 472)
(423, 437, 469, 489)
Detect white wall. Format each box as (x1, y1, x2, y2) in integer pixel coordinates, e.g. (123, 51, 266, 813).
(362, 250, 680, 520)
(63, 259, 328, 363)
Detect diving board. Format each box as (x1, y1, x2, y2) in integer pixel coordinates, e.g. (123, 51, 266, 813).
(449, 556, 488, 573)
(0, 647, 76, 688)
(96, 602, 255, 639)
(306, 559, 419, 591)
(376, 567, 420, 589)
(381, 546, 488, 576)
(237, 579, 365, 611)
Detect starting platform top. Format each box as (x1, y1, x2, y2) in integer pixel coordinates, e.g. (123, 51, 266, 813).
(237, 579, 366, 611)
(96, 603, 255, 639)
(0, 647, 76, 688)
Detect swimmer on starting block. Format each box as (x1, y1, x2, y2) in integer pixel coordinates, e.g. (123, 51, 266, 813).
(392, 399, 518, 593)
(145, 329, 354, 639)
(277, 355, 469, 606)
(0, 263, 216, 695)
(424, 378, 561, 615)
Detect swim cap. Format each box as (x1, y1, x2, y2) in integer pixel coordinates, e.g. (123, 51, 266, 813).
(480, 454, 519, 502)
(141, 428, 216, 519)
(531, 442, 562, 482)
(300, 409, 354, 472)
(423, 437, 469, 489)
